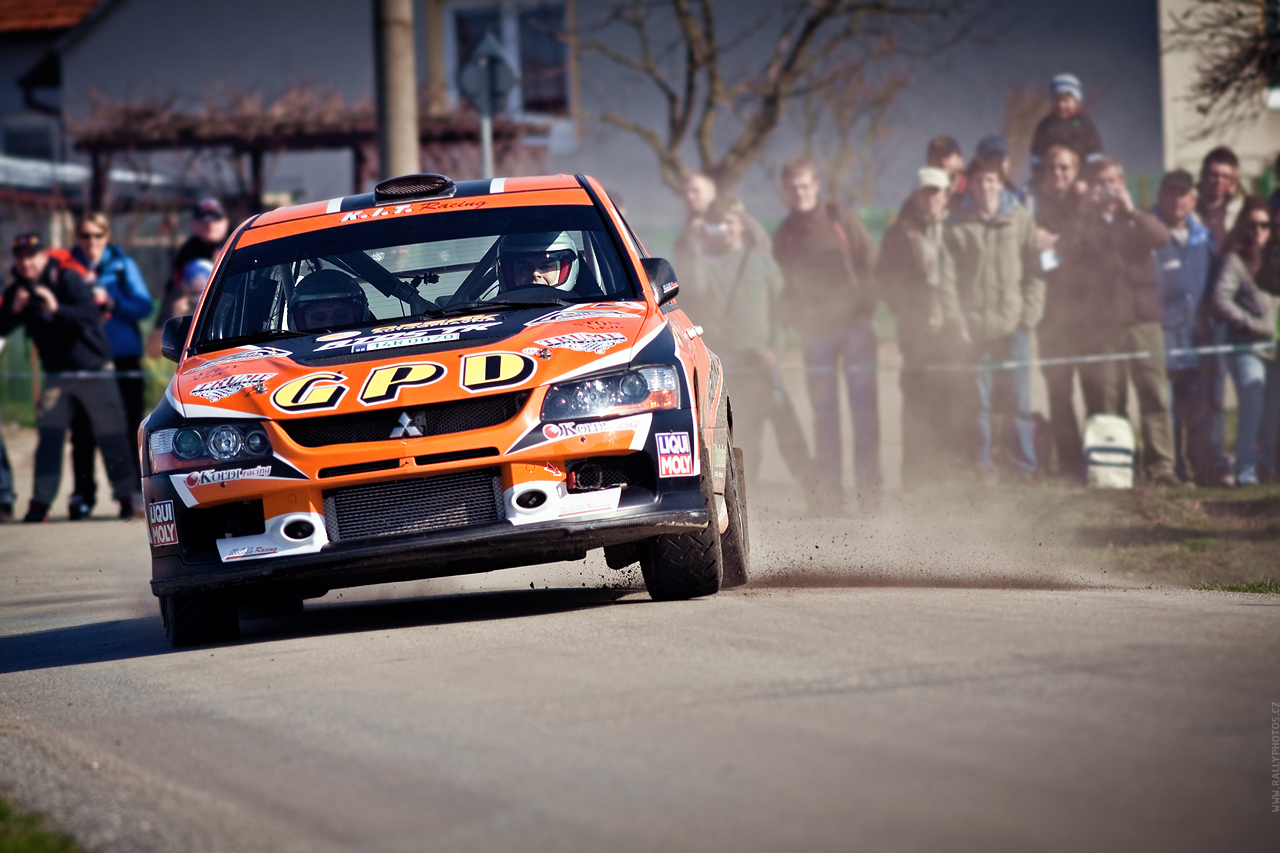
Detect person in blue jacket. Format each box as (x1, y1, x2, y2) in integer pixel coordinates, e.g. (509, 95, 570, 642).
(1153, 170, 1222, 485)
(68, 212, 153, 519)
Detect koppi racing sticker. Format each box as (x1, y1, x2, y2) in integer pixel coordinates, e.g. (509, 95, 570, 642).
(656, 431, 695, 478)
(531, 332, 627, 355)
(181, 346, 290, 375)
(147, 500, 179, 547)
(540, 414, 648, 442)
(189, 372, 276, 402)
(184, 465, 272, 487)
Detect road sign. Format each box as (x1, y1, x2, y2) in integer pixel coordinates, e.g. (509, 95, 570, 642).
(457, 33, 519, 115)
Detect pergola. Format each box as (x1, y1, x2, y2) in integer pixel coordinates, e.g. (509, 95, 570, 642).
(71, 88, 549, 211)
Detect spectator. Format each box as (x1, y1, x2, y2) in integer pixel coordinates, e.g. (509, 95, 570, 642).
(0, 234, 140, 521)
(67, 212, 153, 520)
(1032, 144, 1091, 478)
(1030, 73, 1103, 170)
(1153, 170, 1221, 485)
(1270, 152, 1280, 217)
(1210, 198, 1278, 485)
(946, 152, 1044, 483)
(1062, 157, 1182, 486)
(927, 135, 966, 212)
(673, 172, 768, 279)
(0, 338, 12, 521)
(976, 134, 1029, 206)
(1196, 147, 1244, 250)
(773, 155, 881, 506)
(682, 195, 815, 492)
(148, 197, 230, 357)
(878, 167, 966, 489)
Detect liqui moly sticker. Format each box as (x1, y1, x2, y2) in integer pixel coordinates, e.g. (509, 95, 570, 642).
(533, 332, 627, 354)
(656, 432, 695, 478)
(147, 500, 179, 547)
(189, 372, 276, 402)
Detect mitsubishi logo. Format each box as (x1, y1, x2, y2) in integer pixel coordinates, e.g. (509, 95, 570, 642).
(390, 411, 424, 438)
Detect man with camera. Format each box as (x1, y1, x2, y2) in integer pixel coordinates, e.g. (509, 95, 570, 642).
(0, 234, 141, 521)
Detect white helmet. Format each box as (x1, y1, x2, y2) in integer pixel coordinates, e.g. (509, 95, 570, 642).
(495, 231, 580, 292)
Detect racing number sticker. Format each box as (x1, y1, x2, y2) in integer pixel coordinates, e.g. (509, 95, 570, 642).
(271, 372, 348, 412)
(460, 352, 535, 392)
(656, 432, 695, 478)
(359, 362, 446, 405)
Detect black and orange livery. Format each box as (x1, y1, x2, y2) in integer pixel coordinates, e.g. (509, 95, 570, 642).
(144, 173, 749, 645)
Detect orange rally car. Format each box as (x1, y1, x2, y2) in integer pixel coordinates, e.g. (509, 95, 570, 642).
(145, 173, 749, 646)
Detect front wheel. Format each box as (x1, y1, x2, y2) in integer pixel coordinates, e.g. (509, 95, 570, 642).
(639, 439, 723, 600)
(720, 446, 750, 588)
(161, 591, 240, 647)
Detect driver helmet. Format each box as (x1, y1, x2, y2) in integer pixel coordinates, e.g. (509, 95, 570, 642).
(495, 231, 580, 292)
(289, 268, 369, 332)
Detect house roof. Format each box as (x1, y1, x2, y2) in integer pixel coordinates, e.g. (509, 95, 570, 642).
(0, 0, 100, 34)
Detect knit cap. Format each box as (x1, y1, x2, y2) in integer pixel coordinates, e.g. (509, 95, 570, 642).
(1050, 73, 1083, 102)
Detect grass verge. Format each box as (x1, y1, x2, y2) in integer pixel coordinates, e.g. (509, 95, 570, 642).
(1049, 482, 1280, 589)
(0, 797, 80, 853)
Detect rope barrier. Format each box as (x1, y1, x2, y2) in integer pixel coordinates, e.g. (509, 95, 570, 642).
(0, 340, 1274, 380)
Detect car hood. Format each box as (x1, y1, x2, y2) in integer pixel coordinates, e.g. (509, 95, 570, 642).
(170, 302, 667, 420)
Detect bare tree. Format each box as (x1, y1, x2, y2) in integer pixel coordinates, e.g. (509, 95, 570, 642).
(797, 69, 905, 207)
(579, 0, 974, 193)
(1164, 0, 1280, 137)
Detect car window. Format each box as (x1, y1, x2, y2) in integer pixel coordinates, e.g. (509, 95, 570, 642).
(195, 205, 639, 351)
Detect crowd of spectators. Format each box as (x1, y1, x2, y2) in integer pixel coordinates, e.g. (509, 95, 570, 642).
(677, 71, 1280, 504)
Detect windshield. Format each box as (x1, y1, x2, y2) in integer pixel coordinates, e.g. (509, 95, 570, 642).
(194, 205, 639, 352)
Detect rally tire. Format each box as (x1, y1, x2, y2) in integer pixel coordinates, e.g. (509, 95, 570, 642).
(161, 592, 241, 647)
(720, 446, 750, 588)
(639, 440, 723, 601)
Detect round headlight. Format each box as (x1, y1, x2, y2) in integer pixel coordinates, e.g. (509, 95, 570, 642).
(619, 372, 648, 403)
(172, 428, 205, 460)
(578, 379, 609, 412)
(244, 430, 270, 456)
(543, 390, 572, 421)
(207, 425, 243, 461)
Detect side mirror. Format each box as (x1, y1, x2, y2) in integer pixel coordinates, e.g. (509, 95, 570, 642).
(641, 258, 679, 305)
(161, 315, 193, 363)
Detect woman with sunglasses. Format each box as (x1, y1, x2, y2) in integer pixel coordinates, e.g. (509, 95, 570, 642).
(67, 212, 153, 519)
(1211, 197, 1278, 485)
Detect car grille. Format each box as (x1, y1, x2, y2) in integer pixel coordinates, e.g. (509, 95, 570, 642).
(323, 468, 505, 542)
(280, 391, 529, 447)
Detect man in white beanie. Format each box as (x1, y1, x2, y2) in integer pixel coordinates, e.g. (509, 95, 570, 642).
(1030, 73, 1103, 173)
(877, 167, 967, 488)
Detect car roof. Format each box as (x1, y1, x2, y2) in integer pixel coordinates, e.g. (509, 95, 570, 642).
(251, 175, 587, 232)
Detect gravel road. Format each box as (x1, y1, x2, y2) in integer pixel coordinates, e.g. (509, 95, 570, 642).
(1, 483, 1277, 852)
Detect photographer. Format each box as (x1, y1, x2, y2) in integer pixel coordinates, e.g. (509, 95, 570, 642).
(0, 234, 141, 521)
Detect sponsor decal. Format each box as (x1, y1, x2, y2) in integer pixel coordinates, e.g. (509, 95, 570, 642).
(189, 372, 276, 402)
(656, 431, 695, 478)
(181, 346, 289, 375)
(224, 545, 278, 560)
(534, 332, 627, 355)
(315, 330, 361, 342)
(559, 487, 622, 518)
(358, 362, 446, 405)
(337, 199, 486, 223)
(524, 309, 637, 327)
(460, 352, 535, 392)
(540, 414, 647, 442)
(147, 500, 178, 547)
(184, 465, 273, 488)
(372, 314, 499, 333)
(271, 371, 348, 412)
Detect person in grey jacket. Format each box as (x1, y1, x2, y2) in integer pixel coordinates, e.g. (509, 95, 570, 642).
(683, 195, 813, 492)
(1211, 197, 1278, 484)
(946, 152, 1045, 482)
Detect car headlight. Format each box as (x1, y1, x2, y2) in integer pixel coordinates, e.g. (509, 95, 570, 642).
(541, 366, 680, 423)
(148, 424, 273, 473)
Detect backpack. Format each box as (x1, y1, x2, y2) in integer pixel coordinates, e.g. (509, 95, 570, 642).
(1083, 414, 1135, 489)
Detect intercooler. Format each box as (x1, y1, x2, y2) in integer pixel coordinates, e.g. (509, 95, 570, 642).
(322, 468, 505, 542)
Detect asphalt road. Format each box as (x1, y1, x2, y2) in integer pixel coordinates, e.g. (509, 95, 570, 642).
(1, 488, 1278, 852)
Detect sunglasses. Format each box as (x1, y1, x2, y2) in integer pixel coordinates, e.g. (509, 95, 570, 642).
(1246, 220, 1272, 231)
(77, 231, 108, 240)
